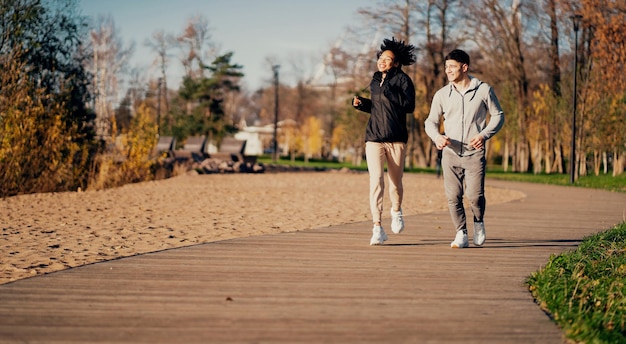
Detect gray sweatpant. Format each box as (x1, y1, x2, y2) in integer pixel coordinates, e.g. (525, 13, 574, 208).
(441, 148, 486, 232)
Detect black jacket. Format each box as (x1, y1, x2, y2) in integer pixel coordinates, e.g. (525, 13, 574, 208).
(353, 67, 415, 143)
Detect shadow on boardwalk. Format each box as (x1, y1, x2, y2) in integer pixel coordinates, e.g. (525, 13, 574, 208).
(0, 180, 624, 343)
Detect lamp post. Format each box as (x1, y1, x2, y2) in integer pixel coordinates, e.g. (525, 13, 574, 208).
(570, 14, 582, 184)
(157, 77, 162, 135)
(272, 65, 280, 163)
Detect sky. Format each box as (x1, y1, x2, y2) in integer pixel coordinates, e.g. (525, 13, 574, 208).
(78, 0, 380, 91)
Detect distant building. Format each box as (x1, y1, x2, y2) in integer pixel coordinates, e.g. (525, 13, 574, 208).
(234, 118, 295, 156)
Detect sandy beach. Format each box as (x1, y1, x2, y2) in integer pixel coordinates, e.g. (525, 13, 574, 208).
(1, 170, 525, 285)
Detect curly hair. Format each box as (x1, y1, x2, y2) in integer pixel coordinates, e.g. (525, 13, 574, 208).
(376, 37, 417, 67)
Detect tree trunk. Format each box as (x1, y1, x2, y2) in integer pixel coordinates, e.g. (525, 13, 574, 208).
(593, 150, 601, 176)
(551, 143, 564, 174)
(547, 0, 561, 97)
(544, 138, 553, 174)
(503, 139, 510, 172)
(613, 150, 625, 177)
(531, 138, 542, 174)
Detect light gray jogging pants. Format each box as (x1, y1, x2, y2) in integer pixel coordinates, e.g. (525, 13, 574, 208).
(441, 148, 486, 232)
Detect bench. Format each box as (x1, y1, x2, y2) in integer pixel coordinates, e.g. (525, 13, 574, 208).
(210, 138, 248, 162)
(173, 136, 207, 162)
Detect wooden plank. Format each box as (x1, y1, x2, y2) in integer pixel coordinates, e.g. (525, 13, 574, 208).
(0, 180, 624, 343)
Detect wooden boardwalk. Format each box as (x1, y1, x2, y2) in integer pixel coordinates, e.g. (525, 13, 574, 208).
(0, 180, 625, 343)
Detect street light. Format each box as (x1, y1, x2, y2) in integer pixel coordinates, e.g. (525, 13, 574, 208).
(157, 77, 162, 135)
(272, 65, 280, 163)
(570, 14, 583, 184)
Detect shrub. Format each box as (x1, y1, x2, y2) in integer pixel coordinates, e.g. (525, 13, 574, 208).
(527, 223, 626, 343)
(88, 103, 159, 190)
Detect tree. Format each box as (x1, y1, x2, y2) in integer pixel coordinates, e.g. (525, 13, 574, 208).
(89, 103, 158, 190)
(303, 44, 347, 160)
(89, 14, 134, 139)
(0, 0, 96, 196)
(307, 29, 372, 165)
(575, 0, 626, 176)
(417, 0, 462, 168)
(358, 0, 427, 168)
(355, 0, 464, 169)
(145, 30, 173, 130)
(464, 0, 532, 172)
(301, 116, 324, 161)
(333, 104, 369, 166)
(175, 15, 216, 79)
(174, 52, 243, 143)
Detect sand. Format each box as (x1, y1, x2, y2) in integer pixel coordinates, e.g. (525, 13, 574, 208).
(0, 170, 525, 285)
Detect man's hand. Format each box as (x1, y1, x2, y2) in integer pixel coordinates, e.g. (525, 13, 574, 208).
(470, 135, 485, 150)
(353, 96, 361, 107)
(436, 135, 450, 150)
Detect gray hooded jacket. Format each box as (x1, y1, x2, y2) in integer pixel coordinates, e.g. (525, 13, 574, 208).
(425, 76, 504, 156)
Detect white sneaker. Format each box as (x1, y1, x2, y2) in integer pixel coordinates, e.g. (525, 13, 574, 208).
(473, 222, 486, 246)
(370, 225, 388, 245)
(450, 230, 469, 248)
(390, 209, 404, 234)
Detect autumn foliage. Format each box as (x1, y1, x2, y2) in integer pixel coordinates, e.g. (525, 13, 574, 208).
(88, 104, 159, 191)
(0, 50, 90, 196)
(2, 0, 625, 199)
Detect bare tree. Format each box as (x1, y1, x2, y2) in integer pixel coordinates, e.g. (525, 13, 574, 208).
(89, 14, 134, 139)
(325, 27, 379, 166)
(464, 0, 531, 172)
(145, 30, 172, 123)
(355, 0, 464, 169)
(415, 0, 461, 168)
(175, 15, 216, 79)
(358, 0, 427, 167)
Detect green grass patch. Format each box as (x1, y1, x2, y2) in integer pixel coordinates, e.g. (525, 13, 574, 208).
(257, 156, 625, 192)
(257, 156, 367, 171)
(486, 169, 626, 193)
(527, 222, 626, 343)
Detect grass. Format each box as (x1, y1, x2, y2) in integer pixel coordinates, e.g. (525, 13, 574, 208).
(258, 155, 626, 192)
(258, 156, 367, 171)
(486, 169, 626, 193)
(259, 155, 626, 342)
(527, 223, 626, 343)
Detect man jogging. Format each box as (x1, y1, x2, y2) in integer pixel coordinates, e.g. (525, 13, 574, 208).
(425, 49, 504, 248)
